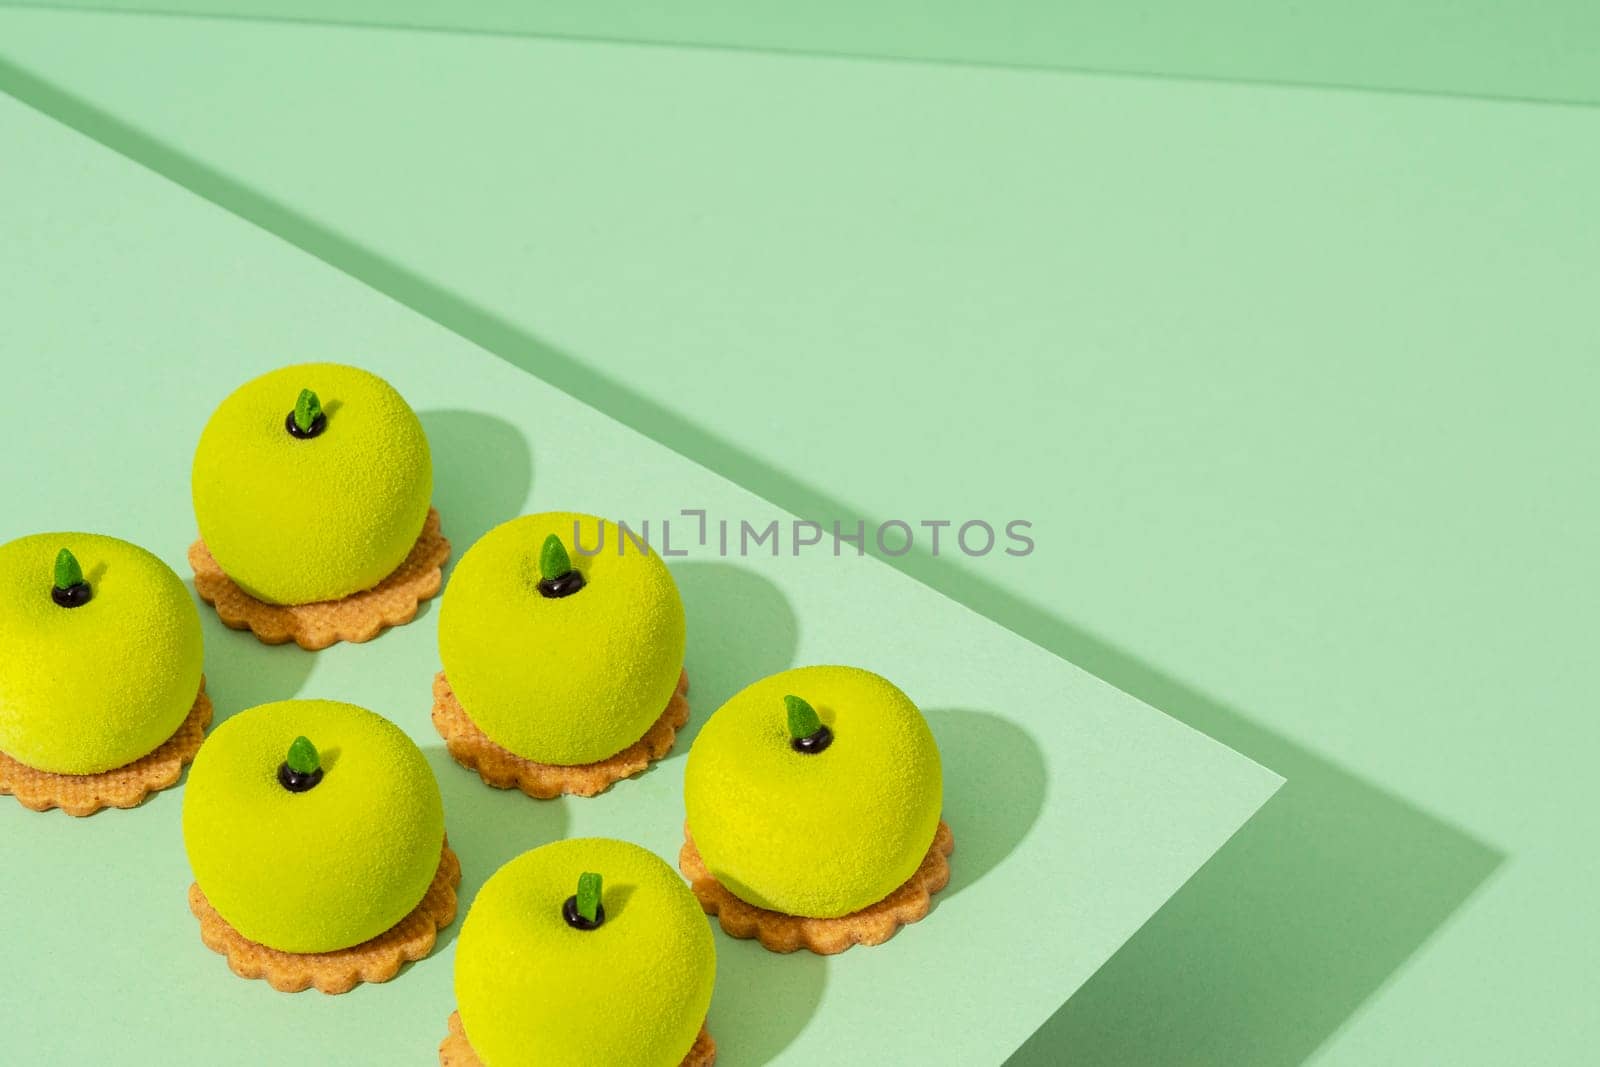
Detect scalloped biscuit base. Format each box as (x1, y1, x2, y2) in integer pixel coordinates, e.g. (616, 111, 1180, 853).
(680, 820, 954, 955)
(431, 668, 689, 799)
(189, 507, 449, 651)
(0, 680, 212, 817)
(439, 1010, 716, 1067)
(188, 841, 460, 994)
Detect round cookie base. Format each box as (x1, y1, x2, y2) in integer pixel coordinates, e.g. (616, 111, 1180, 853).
(0, 679, 212, 817)
(431, 668, 690, 799)
(187, 840, 461, 994)
(188, 507, 450, 651)
(680, 820, 954, 955)
(440, 1010, 716, 1067)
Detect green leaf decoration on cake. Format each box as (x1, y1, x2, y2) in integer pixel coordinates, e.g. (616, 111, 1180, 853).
(54, 547, 83, 590)
(785, 695, 822, 741)
(286, 735, 321, 775)
(576, 871, 603, 923)
(293, 388, 322, 433)
(540, 533, 573, 581)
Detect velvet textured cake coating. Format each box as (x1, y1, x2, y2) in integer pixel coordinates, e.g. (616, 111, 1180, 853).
(455, 838, 715, 1067)
(437, 512, 686, 766)
(191, 362, 432, 605)
(684, 665, 943, 918)
(0, 532, 203, 775)
(182, 699, 445, 954)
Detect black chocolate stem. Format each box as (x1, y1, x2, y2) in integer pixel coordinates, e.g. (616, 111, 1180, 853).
(277, 762, 324, 792)
(562, 895, 606, 930)
(791, 724, 835, 755)
(51, 583, 92, 608)
(538, 570, 587, 598)
(285, 410, 327, 439)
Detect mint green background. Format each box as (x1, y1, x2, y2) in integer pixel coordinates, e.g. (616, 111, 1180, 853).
(0, 7, 1596, 1063)
(4, 0, 1600, 104)
(0, 92, 1277, 1065)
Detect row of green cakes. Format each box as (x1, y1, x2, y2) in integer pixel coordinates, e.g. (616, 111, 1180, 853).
(0, 363, 951, 1067)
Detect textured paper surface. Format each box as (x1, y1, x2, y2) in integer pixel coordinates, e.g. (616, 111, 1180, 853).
(0, 93, 1276, 1064)
(2, 14, 1585, 1063)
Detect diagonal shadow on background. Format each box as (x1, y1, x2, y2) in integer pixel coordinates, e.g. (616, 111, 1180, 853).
(1003, 635, 1503, 1065)
(0, 58, 1503, 1066)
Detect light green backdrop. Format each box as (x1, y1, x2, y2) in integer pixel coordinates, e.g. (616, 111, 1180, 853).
(4, 0, 1600, 104)
(0, 6, 1596, 1064)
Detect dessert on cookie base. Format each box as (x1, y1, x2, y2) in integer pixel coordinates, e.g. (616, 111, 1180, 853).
(433, 512, 689, 799)
(182, 699, 457, 993)
(189, 362, 447, 650)
(443, 838, 716, 1067)
(682, 665, 951, 955)
(0, 533, 208, 816)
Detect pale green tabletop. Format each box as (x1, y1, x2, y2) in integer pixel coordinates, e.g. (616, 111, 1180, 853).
(0, 93, 1276, 1065)
(0, 7, 1595, 1064)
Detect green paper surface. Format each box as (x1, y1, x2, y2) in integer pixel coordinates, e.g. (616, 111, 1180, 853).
(1, 9, 1593, 1063)
(1, 0, 1598, 104)
(0, 94, 1277, 1065)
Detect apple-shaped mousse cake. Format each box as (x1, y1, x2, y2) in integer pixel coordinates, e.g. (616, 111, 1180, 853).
(432, 512, 689, 798)
(0, 533, 209, 816)
(189, 362, 449, 649)
(442, 838, 716, 1067)
(181, 699, 458, 993)
(681, 665, 953, 954)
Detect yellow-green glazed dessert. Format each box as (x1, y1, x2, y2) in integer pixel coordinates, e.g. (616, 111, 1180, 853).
(446, 838, 716, 1066)
(432, 512, 688, 798)
(182, 699, 458, 992)
(189, 363, 448, 649)
(681, 665, 951, 954)
(0, 532, 208, 815)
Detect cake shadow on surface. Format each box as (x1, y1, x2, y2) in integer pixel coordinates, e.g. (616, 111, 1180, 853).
(707, 930, 827, 1065)
(669, 560, 799, 755)
(922, 708, 1046, 900)
(191, 593, 316, 726)
(419, 409, 533, 561)
(410, 409, 531, 630)
(422, 744, 571, 952)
